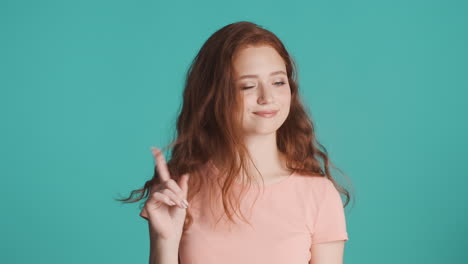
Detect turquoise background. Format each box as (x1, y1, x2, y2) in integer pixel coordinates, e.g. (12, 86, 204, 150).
(2, 0, 467, 263)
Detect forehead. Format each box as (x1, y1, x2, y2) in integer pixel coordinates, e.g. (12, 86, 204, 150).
(232, 45, 286, 77)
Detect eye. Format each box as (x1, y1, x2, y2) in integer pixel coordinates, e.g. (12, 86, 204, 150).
(242, 81, 286, 90)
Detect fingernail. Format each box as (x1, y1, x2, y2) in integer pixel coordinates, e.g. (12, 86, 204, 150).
(183, 199, 189, 207)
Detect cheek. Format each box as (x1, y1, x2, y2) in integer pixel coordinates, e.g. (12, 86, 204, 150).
(279, 89, 291, 105)
(243, 95, 257, 111)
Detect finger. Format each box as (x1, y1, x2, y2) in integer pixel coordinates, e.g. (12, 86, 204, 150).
(150, 147, 171, 182)
(160, 188, 187, 209)
(165, 178, 189, 207)
(178, 173, 190, 200)
(165, 179, 184, 197)
(150, 191, 177, 207)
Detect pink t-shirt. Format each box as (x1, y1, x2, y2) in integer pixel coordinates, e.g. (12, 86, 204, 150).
(140, 165, 349, 264)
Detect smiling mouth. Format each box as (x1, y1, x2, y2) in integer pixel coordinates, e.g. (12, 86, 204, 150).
(253, 110, 279, 118)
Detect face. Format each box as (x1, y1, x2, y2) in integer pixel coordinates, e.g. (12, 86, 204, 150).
(232, 45, 291, 136)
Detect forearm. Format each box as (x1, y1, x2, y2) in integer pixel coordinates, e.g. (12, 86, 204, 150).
(148, 226, 180, 264)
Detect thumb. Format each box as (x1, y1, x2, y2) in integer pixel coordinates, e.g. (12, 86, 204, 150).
(178, 173, 190, 197)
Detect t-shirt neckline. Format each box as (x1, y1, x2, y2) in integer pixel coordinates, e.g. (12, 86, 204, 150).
(207, 161, 296, 188)
(236, 170, 296, 188)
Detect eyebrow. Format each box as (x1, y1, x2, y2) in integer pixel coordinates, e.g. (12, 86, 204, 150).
(237, 70, 287, 80)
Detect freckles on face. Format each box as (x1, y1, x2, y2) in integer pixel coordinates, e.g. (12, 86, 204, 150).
(232, 45, 292, 134)
(243, 88, 291, 113)
(241, 87, 291, 134)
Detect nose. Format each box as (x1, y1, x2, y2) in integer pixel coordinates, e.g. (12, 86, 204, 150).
(257, 83, 274, 104)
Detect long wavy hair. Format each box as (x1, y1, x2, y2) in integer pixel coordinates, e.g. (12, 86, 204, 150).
(116, 21, 354, 232)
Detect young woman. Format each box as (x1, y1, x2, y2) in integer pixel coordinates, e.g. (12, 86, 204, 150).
(119, 21, 352, 264)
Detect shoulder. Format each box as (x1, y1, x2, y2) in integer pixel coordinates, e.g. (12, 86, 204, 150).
(289, 172, 334, 203)
(292, 172, 332, 193)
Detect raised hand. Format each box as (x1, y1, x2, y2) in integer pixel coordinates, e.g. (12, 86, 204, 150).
(141, 146, 191, 241)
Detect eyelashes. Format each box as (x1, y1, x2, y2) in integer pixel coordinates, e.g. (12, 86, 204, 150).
(242, 81, 286, 90)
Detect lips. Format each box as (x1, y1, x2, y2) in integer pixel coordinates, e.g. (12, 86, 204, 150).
(253, 110, 279, 117)
(253, 110, 278, 114)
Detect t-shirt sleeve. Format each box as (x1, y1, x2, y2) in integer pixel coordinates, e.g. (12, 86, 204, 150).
(310, 178, 349, 244)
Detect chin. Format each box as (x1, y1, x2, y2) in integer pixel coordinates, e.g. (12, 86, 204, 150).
(243, 125, 282, 135)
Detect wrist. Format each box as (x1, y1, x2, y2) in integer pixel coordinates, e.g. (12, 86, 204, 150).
(150, 238, 179, 264)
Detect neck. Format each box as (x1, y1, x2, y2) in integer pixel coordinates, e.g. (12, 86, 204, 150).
(209, 132, 292, 183)
(242, 132, 287, 176)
